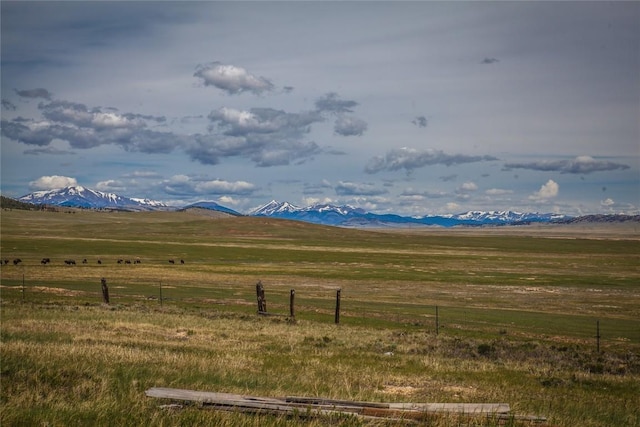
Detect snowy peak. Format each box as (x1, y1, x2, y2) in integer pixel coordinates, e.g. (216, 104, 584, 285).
(251, 200, 301, 216)
(18, 186, 167, 211)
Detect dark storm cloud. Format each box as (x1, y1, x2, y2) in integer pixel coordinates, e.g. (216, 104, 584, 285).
(15, 88, 52, 100)
(194, 62, 275, 95)
(412, 116, 427, 127)
(503, 156, 630, 174)
(481, 57, 499, 64)
(365, 148, 499, 174)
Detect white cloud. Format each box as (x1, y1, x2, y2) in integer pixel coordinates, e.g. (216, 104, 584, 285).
(457, 182, 478, 193)
(194, 62, 274, 95)
(485, 188, 513, 195)
(29, 175, 77, 190)
(601, 198, 615, 207)
(529, 179, 559, 201)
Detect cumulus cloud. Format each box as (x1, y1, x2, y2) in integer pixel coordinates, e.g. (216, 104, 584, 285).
(194, 62, 274, 95)
(335, 181, 387, 196)
(400, 188, 448, 199)
(315, 92, 358, 114)
(412, 116, 427, 127)
(29, 175, 78, 190)
(365, 147, 498, 174)
(163, 175, 256, 196)
(504, 156, 629, 174)
(185, 106, 322, 166)
(15, 88, 52, 100)
(457, 182, 478, 193)
(529, 179, 559, 201)
(334, 116, 367, 136)
(485, 188, 513, 196)
(96, 179, 127, 192)
(1, 98, 174, 154)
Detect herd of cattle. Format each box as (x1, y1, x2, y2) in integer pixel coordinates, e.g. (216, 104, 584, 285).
(2, 258, 185, 265)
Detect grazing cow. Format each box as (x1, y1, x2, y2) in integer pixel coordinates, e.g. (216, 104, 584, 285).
(125, 260, 131, 264)
(13, 258, 22, 265)
(180, 259, 185, 264)
(97, 259, 102, 264)
(64, 259, 76, 265)
(117, 259, 124, 264)
(82, 259, 88, 264)
(134, 258, 141, 264)
(168, 259, 175, 264)
(2, 259, 8, 265)
(41, 258, 51, 265)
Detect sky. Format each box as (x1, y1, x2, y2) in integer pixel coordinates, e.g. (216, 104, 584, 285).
(1, 1, 639, 216)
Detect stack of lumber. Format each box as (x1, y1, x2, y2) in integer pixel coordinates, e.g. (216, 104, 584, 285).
(146, 387, 548, 424)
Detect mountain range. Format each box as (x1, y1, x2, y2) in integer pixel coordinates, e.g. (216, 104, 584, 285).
(13, 186, 582, 227)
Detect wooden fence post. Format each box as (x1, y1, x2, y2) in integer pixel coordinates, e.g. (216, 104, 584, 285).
(101, 278, 110, 304)
(256, 280, 266, 314)
(289, 289, 295, 319)
(335, 289, 341, 324)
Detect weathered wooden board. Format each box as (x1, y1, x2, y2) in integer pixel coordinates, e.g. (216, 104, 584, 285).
(146, 387, 511, 417)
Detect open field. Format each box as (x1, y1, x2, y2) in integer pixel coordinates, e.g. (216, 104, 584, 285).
(1, 209, 639, 426)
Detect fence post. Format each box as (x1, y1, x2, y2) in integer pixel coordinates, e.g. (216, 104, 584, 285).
(101, 278, 110, 304)
(596, 320, 601, 353)
(256, 280, 266, 314)
(335, 289, 341, 324)
(435, 305, 439, 335)
(289, 289, 295, 319)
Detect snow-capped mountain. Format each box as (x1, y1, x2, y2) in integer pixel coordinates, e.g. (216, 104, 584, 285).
(250, 200, 569, 227)
(18, 186, 168, 211)
(251, 200, 301, 216)
(16, 189, 572, 227)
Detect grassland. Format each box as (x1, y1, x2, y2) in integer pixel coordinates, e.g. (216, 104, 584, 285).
(1, 208, 639, 426)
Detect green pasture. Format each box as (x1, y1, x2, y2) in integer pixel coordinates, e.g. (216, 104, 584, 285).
(1, 209, 639, 426)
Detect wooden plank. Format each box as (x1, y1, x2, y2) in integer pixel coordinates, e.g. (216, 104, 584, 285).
(388, 402, 511, 414)
(146, 387, 526, 421)
(286, 396, 390, 409)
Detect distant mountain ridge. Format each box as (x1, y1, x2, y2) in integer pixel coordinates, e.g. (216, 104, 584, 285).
(18, 186, 168, 211)
(251, 200, 568, 227)
(16, 187, 638, 227)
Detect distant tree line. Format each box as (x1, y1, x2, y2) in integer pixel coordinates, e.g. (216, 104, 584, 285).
(0, 196, 58, 212)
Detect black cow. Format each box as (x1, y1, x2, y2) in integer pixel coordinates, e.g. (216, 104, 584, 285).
(180, 259, 185, 264)
(97, 259, 102, 264)
(13, 258, 22, 265)
(64, 259, 76, 265)
(168, 259, 175, 264)
(82, 259, 88, 264)
(41, 258, 51, 265)
(2, 259, 8, 265)
(117, 259, 124, 264)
